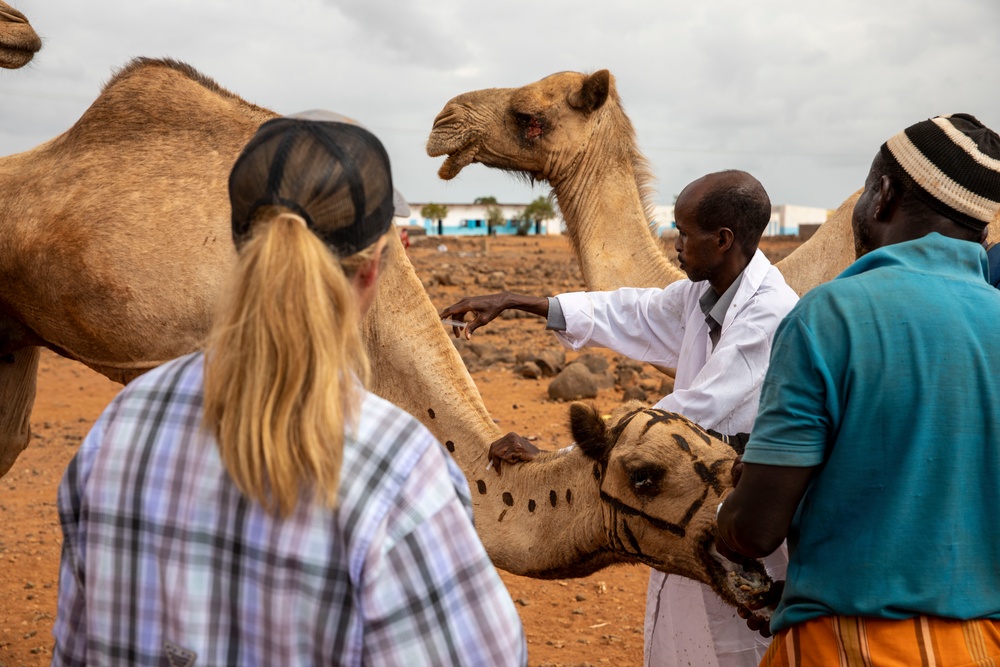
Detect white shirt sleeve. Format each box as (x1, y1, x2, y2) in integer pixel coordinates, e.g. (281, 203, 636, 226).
(551, 284, 692, 368)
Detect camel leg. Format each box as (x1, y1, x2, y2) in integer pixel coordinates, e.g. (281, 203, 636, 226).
(0, 346, 40, 477)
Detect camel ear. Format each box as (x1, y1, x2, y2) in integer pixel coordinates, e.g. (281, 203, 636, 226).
(568, 70, 611, 114)
(569, 402, 612, 462)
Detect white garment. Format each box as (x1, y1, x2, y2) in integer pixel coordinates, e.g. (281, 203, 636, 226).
(553, 249, 798, 667)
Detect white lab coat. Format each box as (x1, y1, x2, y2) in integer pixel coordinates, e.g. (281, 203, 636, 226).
(553, 249, 798, 667)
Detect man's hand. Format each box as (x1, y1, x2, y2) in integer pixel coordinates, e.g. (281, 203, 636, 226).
(439, 293, 513, 339)
(736, 581, 784, 638)
(487, 432, 540, 475)
(440, 291, 549, 340)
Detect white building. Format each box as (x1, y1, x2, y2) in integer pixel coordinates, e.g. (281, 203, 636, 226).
(405, 201, 832, 238)
(650, 204, 831, 237)
(404, 202, 564, 236)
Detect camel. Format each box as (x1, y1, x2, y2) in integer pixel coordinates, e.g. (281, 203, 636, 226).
(428, 69, 874, 295)
(0, 58, 776, 608)
(0, 1, 40, 69)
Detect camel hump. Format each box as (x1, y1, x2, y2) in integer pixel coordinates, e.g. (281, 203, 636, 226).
(56, 57, 275, 149)
(101, 57, 260, 109)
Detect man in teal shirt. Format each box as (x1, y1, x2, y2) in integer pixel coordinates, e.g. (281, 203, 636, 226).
(716, 114, 1000, 665)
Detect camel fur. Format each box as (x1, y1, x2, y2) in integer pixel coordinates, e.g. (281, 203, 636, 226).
(0, 58, 774, 601)
(427, 69, 876, 295)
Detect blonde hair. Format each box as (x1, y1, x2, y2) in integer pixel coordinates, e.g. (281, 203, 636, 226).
(203, 211, 384, 517)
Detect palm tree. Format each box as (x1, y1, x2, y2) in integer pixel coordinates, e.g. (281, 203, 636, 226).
(475, 196, 505, 236)
(516, 196, 556, 236)
(420, 203, 449, 236)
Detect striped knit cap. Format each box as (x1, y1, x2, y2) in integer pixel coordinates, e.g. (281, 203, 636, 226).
(881, 113, 1000, 231)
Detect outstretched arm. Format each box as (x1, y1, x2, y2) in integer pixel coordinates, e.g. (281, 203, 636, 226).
(439, 291, 549, 339)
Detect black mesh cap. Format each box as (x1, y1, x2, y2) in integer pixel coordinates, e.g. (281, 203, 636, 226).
(229, 116, 396, 256)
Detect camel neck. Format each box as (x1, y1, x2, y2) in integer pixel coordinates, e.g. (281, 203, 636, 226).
(553, 157, 686, 291)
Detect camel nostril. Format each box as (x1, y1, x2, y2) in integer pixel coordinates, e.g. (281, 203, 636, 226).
(432, 108, 461, 129)
(0, 5, 28, 23)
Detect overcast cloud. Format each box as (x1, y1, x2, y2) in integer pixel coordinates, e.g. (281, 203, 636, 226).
(3, 0, 999, 210)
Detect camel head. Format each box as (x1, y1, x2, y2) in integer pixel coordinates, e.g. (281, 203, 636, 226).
(428, 69, 672, 291)
(571, 401, 775, 612)
(0, 1, 41, 69)
(427, 70, 639, 188)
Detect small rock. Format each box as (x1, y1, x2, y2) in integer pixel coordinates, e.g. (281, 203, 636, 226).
(575, 593, 587, 601)
(616, 358, 645, 372)
(639, 379, 660, 392)
(616, 367, 640, 389)
(533, 349, 566, 377)
(465, 341, 498, 359)
(514, 597, 530, 606)
(517, 362, 541, 379)
(548, 364, 598, 401)
(575, 352, 609, 374)
(623, 386, 648, 402)
(592, 370, 616, 390)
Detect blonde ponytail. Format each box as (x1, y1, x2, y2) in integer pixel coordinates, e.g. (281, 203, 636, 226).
(203, 212, 372, 517)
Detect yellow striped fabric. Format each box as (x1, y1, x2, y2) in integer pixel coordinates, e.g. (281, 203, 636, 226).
(761, 616, 1000, 667)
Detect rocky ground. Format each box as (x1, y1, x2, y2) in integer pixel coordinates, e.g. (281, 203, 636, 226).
(0, 232, 802, 667)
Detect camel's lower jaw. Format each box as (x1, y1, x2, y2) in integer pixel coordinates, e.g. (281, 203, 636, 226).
(436, 143, 479, 180)
(701, 538, 776, 618)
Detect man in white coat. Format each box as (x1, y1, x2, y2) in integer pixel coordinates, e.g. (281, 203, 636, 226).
(440, 170, 799, 667)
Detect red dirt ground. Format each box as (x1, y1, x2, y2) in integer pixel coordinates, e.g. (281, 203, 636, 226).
(0, 233, 801, 667)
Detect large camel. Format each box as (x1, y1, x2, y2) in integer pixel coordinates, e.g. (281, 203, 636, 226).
(427, 69, 870, 295)
(0, 1, 40, 69)
(0, 58, 776, 608)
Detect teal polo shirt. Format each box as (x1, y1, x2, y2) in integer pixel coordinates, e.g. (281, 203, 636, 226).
(744, 233, 1000, 632)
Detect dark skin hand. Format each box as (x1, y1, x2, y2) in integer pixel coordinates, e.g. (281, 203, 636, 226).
(735, 581, 785, 638)
(714, 460, 816, 637)
(439, 291, 549, 339)
(487, 432, 540, 475)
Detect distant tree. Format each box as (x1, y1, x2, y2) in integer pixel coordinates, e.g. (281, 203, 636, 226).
(515, 196, 556, 236)
(475, 195, 504, 236)
(420, 203, 449, 236)
(485, 205, 505, 236)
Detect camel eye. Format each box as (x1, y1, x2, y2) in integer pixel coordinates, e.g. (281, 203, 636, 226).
(628, 465, 665, 497)
(512, 112, 544, 140)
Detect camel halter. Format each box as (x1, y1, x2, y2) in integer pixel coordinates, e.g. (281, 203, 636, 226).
(595, 407, 729, 565)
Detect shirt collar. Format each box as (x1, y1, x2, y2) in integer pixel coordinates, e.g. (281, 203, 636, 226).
(838, 232, 990, 283)
(699, 268, 746, 330)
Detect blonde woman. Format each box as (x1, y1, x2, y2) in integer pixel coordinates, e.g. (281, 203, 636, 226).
(52, 115, 527, 666)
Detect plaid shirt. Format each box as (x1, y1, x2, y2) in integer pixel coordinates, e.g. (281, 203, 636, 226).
(53, 353, 526, 666)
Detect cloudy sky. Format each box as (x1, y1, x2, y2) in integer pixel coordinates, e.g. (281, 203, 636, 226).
(3, 0, 999, 211)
